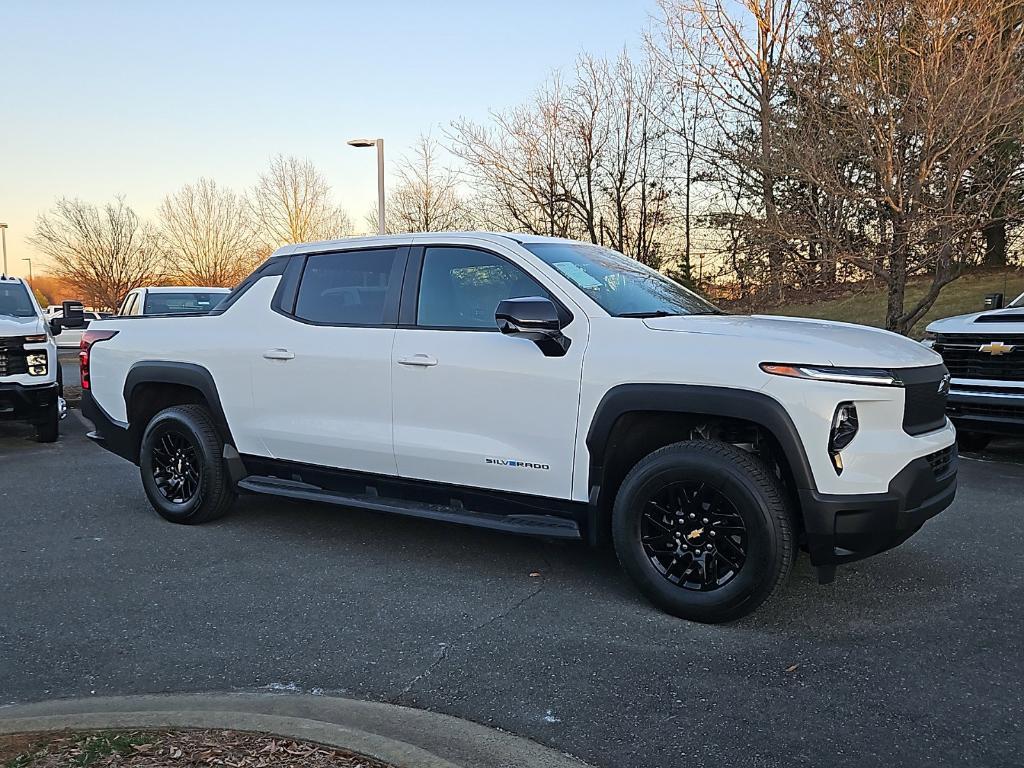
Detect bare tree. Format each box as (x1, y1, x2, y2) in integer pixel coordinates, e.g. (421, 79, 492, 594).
(449, 75, 579, 237)
(656, 0, 800, 297)
(379, 134, 468, 233)
(250, 154, 352, 246)
(448, 52, 675, 266)
(29, 197, 162, 311)
(158, 178, 260, 286)
(786, 0, 1024, 333)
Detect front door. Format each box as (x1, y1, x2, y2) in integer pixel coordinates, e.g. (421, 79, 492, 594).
(391, 245, 586, 499)
(251, 246, 406, 475)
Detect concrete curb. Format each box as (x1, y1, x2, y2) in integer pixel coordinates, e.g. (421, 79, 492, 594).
(0, 693, 590, 768)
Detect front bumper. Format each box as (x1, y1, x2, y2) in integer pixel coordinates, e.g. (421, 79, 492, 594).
(0, 381, 59, 422)
(946, 388, 1024, 437)
(799, 447, 958, 565)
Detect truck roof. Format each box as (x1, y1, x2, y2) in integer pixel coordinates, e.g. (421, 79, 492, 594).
(141, 286, 232, 294)
(269, 232, 588, 258)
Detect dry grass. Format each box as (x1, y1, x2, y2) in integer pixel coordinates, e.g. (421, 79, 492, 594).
(0, 730, 396, 768)
(751, 269, 1023, 337)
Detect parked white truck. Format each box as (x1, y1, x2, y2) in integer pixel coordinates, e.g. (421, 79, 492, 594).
(924, 288, 1024, 450)
(0, 276, 80, 441)
(80, 233, 958, 622)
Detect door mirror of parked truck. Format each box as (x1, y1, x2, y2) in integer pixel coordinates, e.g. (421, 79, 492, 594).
(495, 296, 570, 356)
(983, 293, 1004, 311)
(59, 300, 86, 329)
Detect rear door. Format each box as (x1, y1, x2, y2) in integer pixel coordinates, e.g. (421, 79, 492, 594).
(391, 244, 587, 499)
(249, 246, 408, 474)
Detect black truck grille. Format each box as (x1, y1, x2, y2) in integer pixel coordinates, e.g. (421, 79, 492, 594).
(899, 364, 950, 436)
(934, 334, 1024, 381)
(0, 336, 29, 376)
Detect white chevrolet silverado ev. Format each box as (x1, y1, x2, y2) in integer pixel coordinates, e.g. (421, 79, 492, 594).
(80, 234, 958, 622)
(0, 277, 80, 441)
(923, 288, 1024, 451)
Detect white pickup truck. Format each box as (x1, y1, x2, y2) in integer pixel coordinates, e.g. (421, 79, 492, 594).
(0, 277, 78, 441)
(80, 233, 958, 622)
(924, 288, 1024, 450)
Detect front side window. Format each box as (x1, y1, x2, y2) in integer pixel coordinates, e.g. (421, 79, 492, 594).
(294, 248, 400, 325)
(417, 247, 549, 329)
(0, 283, 35, 318)
(523, 242, 720, 318)
(143, 292, 226, 315)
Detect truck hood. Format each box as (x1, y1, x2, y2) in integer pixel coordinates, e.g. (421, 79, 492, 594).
(926, 306, 1024, 334)
(642, 314, 941, 368)
(0, 314, 44, 337)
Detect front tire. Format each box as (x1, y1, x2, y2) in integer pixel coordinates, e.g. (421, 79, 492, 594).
(612, 440, 794, 623)
(139, 404, 236, 524)
(34, 401, 59, 443)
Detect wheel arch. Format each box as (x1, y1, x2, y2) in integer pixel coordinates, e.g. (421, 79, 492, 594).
(584, 384, 817, 546)
(123, 361, 236, 460)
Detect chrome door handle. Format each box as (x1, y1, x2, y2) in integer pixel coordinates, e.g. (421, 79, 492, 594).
(263, 348, 295, 360)
(397, 354, 438, 367)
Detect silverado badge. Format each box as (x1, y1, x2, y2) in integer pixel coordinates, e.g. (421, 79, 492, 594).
(979, 341, 1015, 356)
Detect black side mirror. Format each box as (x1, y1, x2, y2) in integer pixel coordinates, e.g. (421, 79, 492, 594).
(49, 317, 63, 335)
(495, 296, 570, 356)
(59, 300, 87, 329)
(984, 293, 1004, 311)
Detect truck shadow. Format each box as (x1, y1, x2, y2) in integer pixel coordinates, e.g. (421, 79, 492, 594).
(226, 490, 961, 635)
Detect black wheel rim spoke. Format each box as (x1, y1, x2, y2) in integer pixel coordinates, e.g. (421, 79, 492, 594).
(639, 480, 748, 592)
(150, 429, 202, 505)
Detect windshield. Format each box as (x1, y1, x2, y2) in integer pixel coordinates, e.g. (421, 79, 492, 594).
(143, 292, 226, 315)
(0, 282, 36, 318)
(1008, 291, 1024, 308)
(523, 242, 721, 317)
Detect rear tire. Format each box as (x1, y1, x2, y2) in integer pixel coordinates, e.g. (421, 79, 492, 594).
(612, 440, 794, 623)
(956, 431, 990, 453)
(139, 404, 236, 524)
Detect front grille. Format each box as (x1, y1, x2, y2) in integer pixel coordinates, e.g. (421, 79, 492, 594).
(0, 335, 28, 377)
(948, 400, 1024, 423)
(899, 364, 950, 436)
(934, 334, 1024, 381)
(925, 444, 956, 478)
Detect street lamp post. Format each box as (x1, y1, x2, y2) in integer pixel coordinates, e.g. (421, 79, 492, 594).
(0, 223, 7, 275)
(22, 258, 32, 283)
(347, 138, 385, 235)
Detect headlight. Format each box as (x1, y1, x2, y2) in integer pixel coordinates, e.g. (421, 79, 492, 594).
(27, 351, 48, 376)
(24, 334, 47, 343)
(828, 402, 859, 474)
(760, 363, 902, 387)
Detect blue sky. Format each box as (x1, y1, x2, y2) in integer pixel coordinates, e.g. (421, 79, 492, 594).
(0, 0, 653, 276)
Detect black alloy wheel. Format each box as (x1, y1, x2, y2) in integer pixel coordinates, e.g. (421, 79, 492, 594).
(640, 481, 748, 591)
(150, 429, 202, 504)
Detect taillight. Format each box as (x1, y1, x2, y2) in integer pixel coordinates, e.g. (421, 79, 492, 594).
(79, 330, 118, 390)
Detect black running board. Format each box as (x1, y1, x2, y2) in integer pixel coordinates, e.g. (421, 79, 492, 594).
(237, 475, 582, 539)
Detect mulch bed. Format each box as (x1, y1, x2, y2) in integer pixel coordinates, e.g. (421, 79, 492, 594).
(0, 729, 397, 767)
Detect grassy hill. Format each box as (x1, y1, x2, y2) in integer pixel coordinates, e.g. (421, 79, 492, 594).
(752, 269, 1023, 337)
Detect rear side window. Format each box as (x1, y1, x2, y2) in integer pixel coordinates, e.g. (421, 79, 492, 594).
(143, 292, 226, 315)
(294, 248, 401, 325)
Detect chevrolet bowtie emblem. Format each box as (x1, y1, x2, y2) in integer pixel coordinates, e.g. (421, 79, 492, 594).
(686, 528, 704, 541)
(979, 341, 1015, 356)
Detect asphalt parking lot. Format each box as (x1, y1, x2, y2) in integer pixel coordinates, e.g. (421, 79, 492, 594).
(1, 387, 1022, 767)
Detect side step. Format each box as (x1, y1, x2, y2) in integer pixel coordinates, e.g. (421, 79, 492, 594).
(237, 476, 582, 539)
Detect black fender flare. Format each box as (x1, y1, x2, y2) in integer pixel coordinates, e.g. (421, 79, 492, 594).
(585, 383, 818, 497)
(123, 361, 236, 448)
